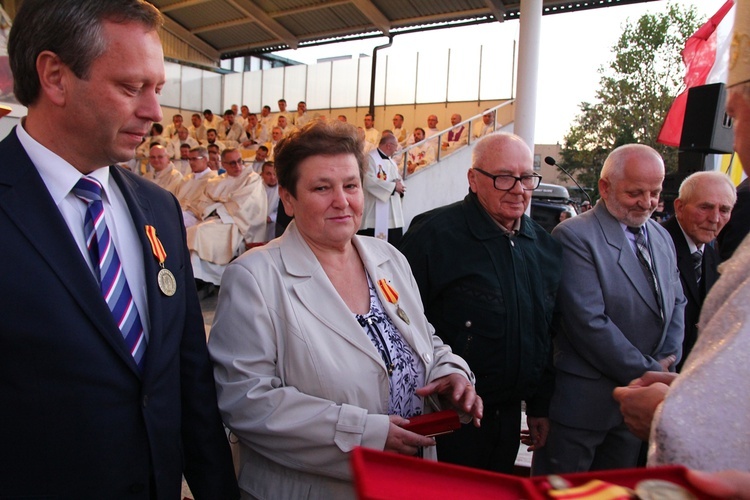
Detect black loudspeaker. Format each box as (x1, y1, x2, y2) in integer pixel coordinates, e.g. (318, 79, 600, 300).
(679, 83, 734, 154)
(677, 151, 712, 175)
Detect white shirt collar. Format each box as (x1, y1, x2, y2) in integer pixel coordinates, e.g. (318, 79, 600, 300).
(16, 119, 112, 205)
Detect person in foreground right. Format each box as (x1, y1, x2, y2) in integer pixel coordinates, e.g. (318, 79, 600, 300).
(613, 0, 750, 482)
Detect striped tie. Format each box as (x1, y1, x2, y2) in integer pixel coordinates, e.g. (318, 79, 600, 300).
(73, 177, 147, 371)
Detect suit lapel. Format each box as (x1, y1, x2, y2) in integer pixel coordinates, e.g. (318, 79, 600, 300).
(0, 133, 143, 374)
(596, 204, 661, 316)
(280, 224, 385, 369)
(354, 236, 419, 351)
(669, 222, 700, 304)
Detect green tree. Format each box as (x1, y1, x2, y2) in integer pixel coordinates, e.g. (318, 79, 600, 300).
(558, 3, 702, 198)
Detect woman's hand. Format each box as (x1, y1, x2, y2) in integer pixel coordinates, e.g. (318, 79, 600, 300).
(384, 415, 436, 455)
(416, 374, 483, 427)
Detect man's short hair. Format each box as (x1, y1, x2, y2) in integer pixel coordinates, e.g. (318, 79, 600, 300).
(678, 171, 737, 205)
(600, 144, 664, 183)
(472, 132, 530, 170)
(190, 146, 207, 156)
(192, 113, 201, 119)
(151, 123, 163, 134)
(223, 109, 234, 116)
(263, 105, 271, 111)
(221, 148, 239, 160)
(379, 134, 397, 147)
(207, 128, 217, 135)
(257, 145, 269, 154)
(394, 114, 404, 121)
(278, 99, 286, 104)
(207, 144, 220, 152)
(261, 161, 275, 173)
(9, 0, 162, 106)
(203, 109, 213, 115)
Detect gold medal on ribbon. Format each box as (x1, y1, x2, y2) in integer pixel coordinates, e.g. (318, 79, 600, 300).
(145, 225, 176, 297)
(377, 278, 410, 325)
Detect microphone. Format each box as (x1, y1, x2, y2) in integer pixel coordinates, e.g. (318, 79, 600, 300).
(544, 156, 592, 205)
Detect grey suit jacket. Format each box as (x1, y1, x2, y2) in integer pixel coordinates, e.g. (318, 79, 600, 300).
(208, 221, 474, 498)
(548, 201, 686, 430)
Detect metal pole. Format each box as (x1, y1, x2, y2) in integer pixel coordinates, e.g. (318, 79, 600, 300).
(369, 36, 393, 118)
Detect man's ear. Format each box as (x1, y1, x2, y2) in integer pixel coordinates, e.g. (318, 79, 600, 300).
(36, 51, 69, 107)
(467, 168, 478, 194)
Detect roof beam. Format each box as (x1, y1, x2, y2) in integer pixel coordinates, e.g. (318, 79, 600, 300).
(349, 0, 391, 35)
(191, 17, 254, 35)
(222, 25, 375, 53)
(229, 0, 299, 49)
(391, 9, 490, 28)
(161, 15, 220, 60)
(267, 0, 350, 18)
(483, 0, 507, 21)
(160, 0, 212, 14)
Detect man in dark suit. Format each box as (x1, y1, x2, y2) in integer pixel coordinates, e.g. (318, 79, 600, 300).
(0, 1, 238, 497)
(532, 144, 686, 475)
(663, 171, 736, 371)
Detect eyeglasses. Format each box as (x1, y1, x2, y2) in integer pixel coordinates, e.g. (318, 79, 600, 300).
(187, 156, 205, 161)
(473, 168, 542, 191)
(221, 160, 243, 167)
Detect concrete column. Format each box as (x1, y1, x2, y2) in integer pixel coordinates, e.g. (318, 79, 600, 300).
(515, 0, 543, 151)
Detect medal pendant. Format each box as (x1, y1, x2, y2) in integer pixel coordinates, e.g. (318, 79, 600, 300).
(396, 305, 410, 325)
(157, 268, 177, 296)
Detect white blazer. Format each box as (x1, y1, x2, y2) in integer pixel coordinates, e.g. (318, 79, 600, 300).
(209, 222, 474, 499)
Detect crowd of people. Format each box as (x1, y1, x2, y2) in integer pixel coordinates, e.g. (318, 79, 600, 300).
(4, 0, 750, 499)
(122, 103, 506, 289)
(132, 101, 504, 181)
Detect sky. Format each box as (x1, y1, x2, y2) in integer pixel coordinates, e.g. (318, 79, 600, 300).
(273, 0, 729, 144)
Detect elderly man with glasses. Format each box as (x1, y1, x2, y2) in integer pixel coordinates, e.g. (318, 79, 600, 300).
(399, 132, 562, 473)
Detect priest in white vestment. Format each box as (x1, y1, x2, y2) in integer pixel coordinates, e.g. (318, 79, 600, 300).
(144, 144, 183, 196)
(187, 148, 267, 286)
(176, 146, 217, 227)
(358, 134, 405, 246)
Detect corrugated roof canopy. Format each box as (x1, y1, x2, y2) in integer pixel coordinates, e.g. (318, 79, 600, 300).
(152, 0, 659, 60)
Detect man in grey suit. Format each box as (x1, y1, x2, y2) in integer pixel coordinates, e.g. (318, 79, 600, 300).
(532, 144, 685, 474)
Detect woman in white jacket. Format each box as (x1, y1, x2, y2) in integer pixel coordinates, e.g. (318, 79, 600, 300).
(208, 121, 483, 499)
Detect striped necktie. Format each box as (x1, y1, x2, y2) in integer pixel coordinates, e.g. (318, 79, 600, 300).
(692, 249, 703, 283)
(628, 226, 663, 316)
(73, 177, 147, 371)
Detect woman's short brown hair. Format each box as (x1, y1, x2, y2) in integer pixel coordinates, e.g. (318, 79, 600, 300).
(275, 121, 366, 197)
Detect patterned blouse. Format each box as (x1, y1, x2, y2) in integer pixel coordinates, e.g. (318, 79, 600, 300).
(356, 275, 425, 418)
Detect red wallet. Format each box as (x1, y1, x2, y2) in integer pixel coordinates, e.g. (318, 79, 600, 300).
(401, 410, 461, 437)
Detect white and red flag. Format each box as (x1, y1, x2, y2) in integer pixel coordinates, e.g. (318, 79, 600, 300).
(657, 0, 735, 147)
